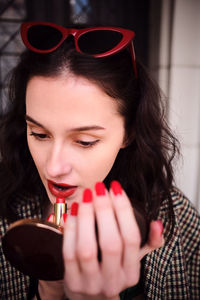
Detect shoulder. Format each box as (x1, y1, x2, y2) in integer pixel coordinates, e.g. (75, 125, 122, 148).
(171, 186, 199, 216)
(160, 187, 200, 259)
(0, 192, 42, 237)
(160, 187, 200, 230)
(171, 187, 199, 232)
(14, 192, 43, 219)
(172, 187, 200, 256)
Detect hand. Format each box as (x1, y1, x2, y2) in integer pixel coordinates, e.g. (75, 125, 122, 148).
(37, 280, 65, 300)
(63, 181, 164, 300)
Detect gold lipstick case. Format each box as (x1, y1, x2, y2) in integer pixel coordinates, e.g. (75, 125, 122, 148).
(54, 202, 67, 226)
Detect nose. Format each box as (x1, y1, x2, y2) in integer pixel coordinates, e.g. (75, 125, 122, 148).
(46, 142, 72, 178)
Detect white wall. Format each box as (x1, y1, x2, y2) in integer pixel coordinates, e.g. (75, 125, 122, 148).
(151, 0, 200, 211)
(168, 0, 200, 211)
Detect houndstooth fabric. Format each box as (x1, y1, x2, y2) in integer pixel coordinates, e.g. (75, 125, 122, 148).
(0, 193, 42, 299)
(0, 188, 200, 299)
(143, 188, 200, 299)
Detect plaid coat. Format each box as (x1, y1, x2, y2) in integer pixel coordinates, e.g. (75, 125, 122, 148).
(0, 188, 200, 299)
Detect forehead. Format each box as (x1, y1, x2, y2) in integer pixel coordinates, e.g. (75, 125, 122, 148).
(25, 75, 124, 128)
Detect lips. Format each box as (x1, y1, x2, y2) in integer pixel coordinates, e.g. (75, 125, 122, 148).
(48, 180, 77, 198)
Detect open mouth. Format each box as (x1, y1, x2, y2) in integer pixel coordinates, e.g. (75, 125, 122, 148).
(53, 183, 70, 191)
(48, 180, 77, 198)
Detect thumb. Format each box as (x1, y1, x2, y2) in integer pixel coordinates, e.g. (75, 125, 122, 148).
(139, 220, 164, 259)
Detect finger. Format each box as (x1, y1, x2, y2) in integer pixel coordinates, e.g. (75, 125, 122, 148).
(60, 213, 68, 227)
(94, 182, 122, 284)
(63, 213, 68, 223)
(63, 202, 81, 291)
(110, 181, 141, 285)
(38, 280, 65, 298)
(139, 220, 165, 259)
(47, 213, 55, 223)
(76, 189, 101, 294)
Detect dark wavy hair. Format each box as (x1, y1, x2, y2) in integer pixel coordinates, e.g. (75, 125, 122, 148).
(0, 37, 179, 228)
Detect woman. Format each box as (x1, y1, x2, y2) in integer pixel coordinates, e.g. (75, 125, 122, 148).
(0, 22, 199, 300)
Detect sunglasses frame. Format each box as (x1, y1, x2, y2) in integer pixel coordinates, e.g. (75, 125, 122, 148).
(21, 21, 137, 77)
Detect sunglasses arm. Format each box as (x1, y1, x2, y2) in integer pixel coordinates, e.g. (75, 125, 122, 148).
(129, 41, 138, 78)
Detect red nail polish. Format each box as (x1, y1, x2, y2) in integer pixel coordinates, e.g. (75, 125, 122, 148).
(63, 212, 68, 222)
(47, 213, 54, 221)
(71, 202, 79, 216)
(111, 180, 122, 195)
(157, 220, 163, 235)
(95, 182, 106, 196)
(83, 188, 93, 202)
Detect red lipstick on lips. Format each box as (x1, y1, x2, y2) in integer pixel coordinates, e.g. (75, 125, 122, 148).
(48, 180, 77, 198)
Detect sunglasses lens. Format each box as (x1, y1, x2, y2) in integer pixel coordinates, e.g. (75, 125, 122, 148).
(27, 25, 63, 50)
(78, 30, 123, 55)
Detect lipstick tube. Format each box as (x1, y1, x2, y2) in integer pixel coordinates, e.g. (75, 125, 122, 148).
(54, 197, 67, 226)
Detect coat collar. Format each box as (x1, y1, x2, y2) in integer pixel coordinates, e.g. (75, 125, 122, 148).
(143, 194, 180, 298)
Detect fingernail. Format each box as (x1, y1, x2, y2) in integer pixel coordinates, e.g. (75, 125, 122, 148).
(83, 188, 93, 203)
(111, 180, 122, 195)
(71, 202, 79, 216)
(95, 182, 106, 196)
(157, 220, 163, 235)
(63, 212, 68, 222)
(47, 213, 54, 222)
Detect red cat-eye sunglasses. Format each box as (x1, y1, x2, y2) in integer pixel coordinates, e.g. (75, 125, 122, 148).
(20, 22, 137, 77)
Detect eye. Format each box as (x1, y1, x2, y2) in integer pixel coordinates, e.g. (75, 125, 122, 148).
(76, 139, 99, 148)
(29, 131, 48, 140)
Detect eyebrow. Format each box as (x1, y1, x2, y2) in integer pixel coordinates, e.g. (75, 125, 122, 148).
(25, 115, 105, 132)
(26, 115, 45, 128)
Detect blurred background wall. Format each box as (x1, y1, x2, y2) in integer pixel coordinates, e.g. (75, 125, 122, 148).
(0, 0, 200, 211)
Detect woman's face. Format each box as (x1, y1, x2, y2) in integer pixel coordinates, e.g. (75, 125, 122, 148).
(26, 75, 125, 207)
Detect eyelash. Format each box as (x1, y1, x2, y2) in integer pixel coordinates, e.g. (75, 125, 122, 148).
(30, 132, 48, 139)
(76, 140, 99, 148)
(29, 132, 99, 148)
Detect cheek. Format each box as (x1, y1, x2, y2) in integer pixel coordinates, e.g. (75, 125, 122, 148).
(82, 146, 120, 186)
(27, 136, 43, 172)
